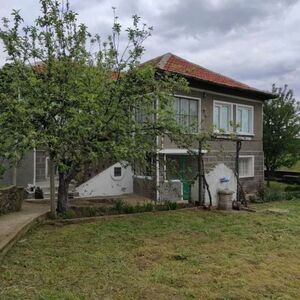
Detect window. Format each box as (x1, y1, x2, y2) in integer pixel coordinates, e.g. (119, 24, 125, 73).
(239, 156, 254, 178)
(114, 167, 122, 177)
(173, 97, 199, 132)
(236, 105, 253, 134)
(213, 102, 232, 132)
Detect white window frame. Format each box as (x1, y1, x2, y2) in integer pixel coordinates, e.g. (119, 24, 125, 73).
(213, 100, 234, 133)
(173, 94, 201, 133)
(239, 155, 255, 178)
(236, 104, 254, 135)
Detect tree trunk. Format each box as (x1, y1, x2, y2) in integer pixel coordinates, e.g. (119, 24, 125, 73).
(57, 172, 70, 214)
(49, 159, 56, 218)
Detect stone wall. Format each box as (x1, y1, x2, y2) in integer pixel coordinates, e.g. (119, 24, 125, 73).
(0, 186, 24, 215)
(159, 180, 182, 201)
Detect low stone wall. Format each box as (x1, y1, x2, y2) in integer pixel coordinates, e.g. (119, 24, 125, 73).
(0, 186, 24, 215)
(160, 180, 182, 201)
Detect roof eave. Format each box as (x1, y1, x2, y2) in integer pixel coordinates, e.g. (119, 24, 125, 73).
(156, 68, 277, 101)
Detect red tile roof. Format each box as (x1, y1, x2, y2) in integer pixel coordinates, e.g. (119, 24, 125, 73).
(145, 53, 272, 97)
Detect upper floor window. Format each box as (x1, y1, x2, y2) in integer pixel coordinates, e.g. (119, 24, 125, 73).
(213, 101, 232, 132)
(236, 105, 253, 134)
(173, 97, 199, 132)
(213, 101, 254, 135)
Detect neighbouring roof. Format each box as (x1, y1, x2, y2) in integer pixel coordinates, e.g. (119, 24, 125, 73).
(145, 53, 275, 100)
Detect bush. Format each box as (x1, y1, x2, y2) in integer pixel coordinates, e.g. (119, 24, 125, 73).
(285, 185, 300, 192)
(166, 201, 178, 210)
(144, 203, 154, 212)
(114, 199, 125, 213)
(256, 186, 300, 202)
(62, 210, 76, 219)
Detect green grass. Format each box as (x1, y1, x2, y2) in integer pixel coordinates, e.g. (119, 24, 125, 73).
(280, 161, 300, 172)
(267, 180, 293, 191)
(1, 201, 300, 299)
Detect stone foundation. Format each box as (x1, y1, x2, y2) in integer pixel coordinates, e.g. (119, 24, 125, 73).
(0, 186, 24, 215)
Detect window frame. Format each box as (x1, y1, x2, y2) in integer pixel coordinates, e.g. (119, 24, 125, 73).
(114, 167, 122, 177)
(173, 95, 201, 133)
(213, 100, 234, 133)
(239, 155, 255, 178)
(235, 104, 254, 135)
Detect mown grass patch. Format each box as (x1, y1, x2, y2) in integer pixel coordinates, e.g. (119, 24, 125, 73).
(1, 200, 300, 299)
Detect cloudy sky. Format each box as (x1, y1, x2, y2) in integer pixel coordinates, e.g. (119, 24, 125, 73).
(0, 0, 299, 97)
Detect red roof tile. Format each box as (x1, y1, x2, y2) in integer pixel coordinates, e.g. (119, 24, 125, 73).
(146, 53, 268, 95)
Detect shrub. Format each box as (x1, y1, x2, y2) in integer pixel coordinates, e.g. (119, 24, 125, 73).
(114, 199, 125, 213)
(256, 186, 300, 202)
(144, 203, 154, 212)
(285, 185, 300, 192)
(62, 210, 77, 219)
(166, 201, 178, 210)
(122, 204, 135, 214)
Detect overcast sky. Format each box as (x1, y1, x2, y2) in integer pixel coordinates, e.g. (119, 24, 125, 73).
(0, 0, 299, 97)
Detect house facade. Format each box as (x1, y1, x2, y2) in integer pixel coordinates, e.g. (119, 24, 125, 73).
(133, 53, 274, 205)
(0, 53, 275, 204)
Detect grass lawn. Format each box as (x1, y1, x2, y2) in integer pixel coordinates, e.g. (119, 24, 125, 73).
(280, 161, 300, 172)
(1, 201, 300, 299)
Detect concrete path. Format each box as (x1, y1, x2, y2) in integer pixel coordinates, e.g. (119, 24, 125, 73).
(0, 202, 49, 260)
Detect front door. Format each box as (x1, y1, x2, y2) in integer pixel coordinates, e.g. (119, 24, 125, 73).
(179, 156, 191, 200)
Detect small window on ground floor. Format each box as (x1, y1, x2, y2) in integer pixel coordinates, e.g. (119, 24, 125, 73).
(239, 156, 254, 178)
(114, 167, 122, 177)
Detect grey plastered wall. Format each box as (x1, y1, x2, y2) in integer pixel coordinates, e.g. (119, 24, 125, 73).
(0, 160, 13, 186)
(36, 150, 47, 181)
(162, 88, 264, 151)
(133, 177, 156, 199)
(0, 151, 34, 187)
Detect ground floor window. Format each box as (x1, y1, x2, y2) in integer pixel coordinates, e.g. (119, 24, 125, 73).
(239, 156, 254, 178)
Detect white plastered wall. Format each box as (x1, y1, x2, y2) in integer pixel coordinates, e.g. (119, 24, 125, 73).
(76, 162, 133, 197)
(191, 163, 237, 206)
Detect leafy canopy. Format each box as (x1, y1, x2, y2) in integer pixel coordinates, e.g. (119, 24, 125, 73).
(0, 0, 189, 210)
(264, 84, 300, 173)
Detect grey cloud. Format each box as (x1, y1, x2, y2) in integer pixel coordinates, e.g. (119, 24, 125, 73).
(0, 0, 300, 97)
(158, 0, 298, 37)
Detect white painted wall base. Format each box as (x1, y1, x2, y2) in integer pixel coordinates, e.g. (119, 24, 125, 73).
(76, 162, 133, 197)
(191, 163, 237, 206)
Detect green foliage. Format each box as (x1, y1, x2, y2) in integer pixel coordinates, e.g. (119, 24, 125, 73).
(166, 200, 178, 210)
(285, 185, 300, 192)
(256, 182, 300, 203)
(264, 84, 300, 178)
(114, 199, 125, 213)
(0, 0, 189, 213)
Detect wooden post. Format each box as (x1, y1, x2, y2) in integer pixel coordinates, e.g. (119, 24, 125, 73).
(49, 158, 56, 218)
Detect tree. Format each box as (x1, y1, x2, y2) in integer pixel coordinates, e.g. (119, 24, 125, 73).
(0, 0, 188, 214)
(0, 63, 36, 180)
(264, 84, 300, 186)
